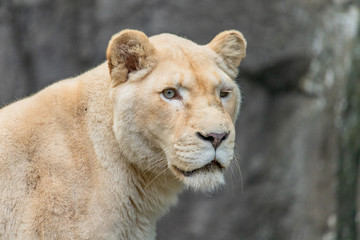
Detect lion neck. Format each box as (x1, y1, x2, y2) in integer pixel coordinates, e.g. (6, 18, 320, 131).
(128, 163, 183, 221)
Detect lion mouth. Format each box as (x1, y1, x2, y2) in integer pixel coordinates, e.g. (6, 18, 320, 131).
(173, 160, 224, 177)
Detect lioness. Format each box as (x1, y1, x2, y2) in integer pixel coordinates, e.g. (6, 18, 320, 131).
(0, 29, 246, 239)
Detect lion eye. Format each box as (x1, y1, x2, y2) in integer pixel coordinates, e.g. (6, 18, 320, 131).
(220, 91, 230, 98)
(162, 89, 178, 99)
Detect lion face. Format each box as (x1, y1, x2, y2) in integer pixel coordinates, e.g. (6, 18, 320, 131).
(107, 30, 246, 192)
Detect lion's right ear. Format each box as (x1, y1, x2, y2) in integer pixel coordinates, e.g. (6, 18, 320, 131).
(106, 30, 156, 87)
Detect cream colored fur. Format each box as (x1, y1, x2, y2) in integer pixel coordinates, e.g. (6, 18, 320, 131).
(0, 29, 246, 239)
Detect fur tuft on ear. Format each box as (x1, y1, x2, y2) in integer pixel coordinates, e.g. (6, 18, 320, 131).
(106, 29, 156, 87)
(208, 30, 247, 78)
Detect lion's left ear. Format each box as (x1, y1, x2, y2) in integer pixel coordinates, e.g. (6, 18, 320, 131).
(207, 30, 247, 77)
(106, 29, 156, 87)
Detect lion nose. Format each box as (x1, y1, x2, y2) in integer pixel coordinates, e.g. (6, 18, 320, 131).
(196, 132, 229, 150)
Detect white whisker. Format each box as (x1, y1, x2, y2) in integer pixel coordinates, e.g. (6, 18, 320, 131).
(144, 167, 169, 189)
(232, 143, 244, 194)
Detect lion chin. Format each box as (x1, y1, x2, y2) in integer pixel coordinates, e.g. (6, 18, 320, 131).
(179, 170, 226, 193)
(170, 160, 227, 192)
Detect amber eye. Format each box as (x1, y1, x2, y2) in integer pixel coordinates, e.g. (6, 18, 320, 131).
(162, 89, 178, 99)
(220, 91, 230, 98)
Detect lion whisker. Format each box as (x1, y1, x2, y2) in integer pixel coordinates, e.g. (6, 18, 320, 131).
(228, 144, 243, 194)
(140, 135, 190, 176)
(144, 167, 169, 189)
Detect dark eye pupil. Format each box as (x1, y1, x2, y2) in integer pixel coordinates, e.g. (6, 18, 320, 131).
(163, 89, 176, 99)
(220, 91, 228, 98)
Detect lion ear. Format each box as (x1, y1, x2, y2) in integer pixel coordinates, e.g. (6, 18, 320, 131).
(207, 30, 247, 77)
(106, 30, 156, 87)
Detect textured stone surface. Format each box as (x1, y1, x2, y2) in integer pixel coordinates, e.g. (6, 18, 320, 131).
(0, 0, 359, 239)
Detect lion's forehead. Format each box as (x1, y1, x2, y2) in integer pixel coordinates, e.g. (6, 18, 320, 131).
(173, 70, 221, 88)
(149, 34, 233, 86)
(151, 34, 220, 66)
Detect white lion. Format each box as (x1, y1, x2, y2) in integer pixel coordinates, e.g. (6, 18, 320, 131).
(0, 29, 246, 239)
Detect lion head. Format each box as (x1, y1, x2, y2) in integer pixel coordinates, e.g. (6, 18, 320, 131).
(106, 29, 246, 192)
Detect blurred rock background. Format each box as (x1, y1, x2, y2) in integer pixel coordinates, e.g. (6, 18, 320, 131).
(0, 0, 359, 239)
